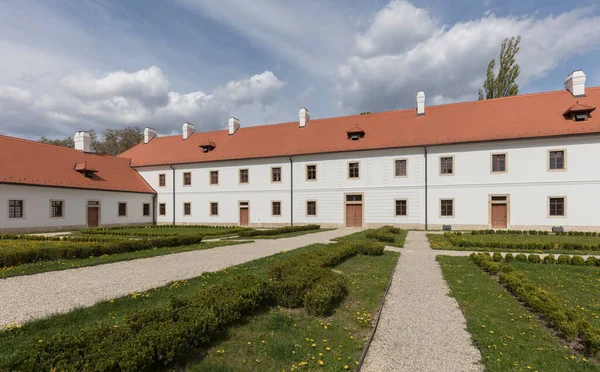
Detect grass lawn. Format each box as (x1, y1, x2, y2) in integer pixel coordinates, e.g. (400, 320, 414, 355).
(429, 233, 600, 255)
(438, 256, 599, 371)
(512, 262, 600, 328)
(0, 240, 247, 279)
(335, 228, 407, 248)
(0, 243, 399, 371)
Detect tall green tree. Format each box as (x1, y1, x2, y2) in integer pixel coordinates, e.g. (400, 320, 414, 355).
(478, 36, 521, 100)
(39, 126, 143, 156)
(39, 136, 75, 148)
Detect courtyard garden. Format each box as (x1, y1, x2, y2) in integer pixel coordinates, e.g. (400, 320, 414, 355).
(439, 253, 600, 371)
(335, 226, 408, 248)
(0, 238, 399, 371)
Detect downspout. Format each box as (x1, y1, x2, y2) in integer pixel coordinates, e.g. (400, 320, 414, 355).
(152, 194, 157, 225)
(424, 146, 428, 231)
(170, 165, 176, 225)
(289, 156, 294, 226)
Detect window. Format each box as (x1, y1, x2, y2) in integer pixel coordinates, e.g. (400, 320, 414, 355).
(159, 203, 166, 216)
(346, 194, 362, 202)
(306, 165, 317, 181)
(272, 167, 282, 183)
(239, 169, 249, 184)
(210, 170, 219, 185)
(118, 202, 127, 217)
(159, 174, 166, 187)
(549, 197, 565, 217)
(574, 113, 588, 122)
(394, 159, 407, 177)
(8, 200, 24, 219)
(183, 202, 191, 216)
(210, 202, 219, 216)
(50, 200, 64, 218)
(491, 154, 506, 173)
(549, 150, 565, 170)
(143, 203, 150, 216)
(183, 172, 192, 186)
(272, 201, 281, 216)
(348, 162, 360, 179)
(306, 201, 317, 216)
(440, 199, 454, 217)
(440, 157, 454, 175)
(395, 200, 407, 216)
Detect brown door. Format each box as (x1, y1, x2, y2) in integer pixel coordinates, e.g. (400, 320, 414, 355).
(87, 207, 99, 227)
(345, 204, 363, 227)
(491, 204, 507, 228)
(239, 207, 249, 226)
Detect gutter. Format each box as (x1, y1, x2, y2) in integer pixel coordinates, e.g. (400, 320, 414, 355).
(170, 164, 176, 225)
(289, 156, 294, 226)
(424, 145, 428, 231)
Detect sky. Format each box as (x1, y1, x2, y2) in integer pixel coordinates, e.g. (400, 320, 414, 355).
(1, 0, 600, 140)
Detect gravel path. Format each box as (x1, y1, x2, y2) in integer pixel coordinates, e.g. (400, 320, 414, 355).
(362, 231, 483, 372)
(0, 228, 357, 327)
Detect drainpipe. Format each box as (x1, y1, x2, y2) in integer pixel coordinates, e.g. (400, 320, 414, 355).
(289, 156, 294, 226)
(170, 165, 176, 225)
(424, 145, 428, 231)
(152, 194, 157, 225)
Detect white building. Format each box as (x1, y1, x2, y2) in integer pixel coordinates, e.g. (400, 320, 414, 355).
(2, 70, 599, 232)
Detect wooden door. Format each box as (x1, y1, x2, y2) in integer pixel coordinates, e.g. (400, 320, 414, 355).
(239, 207, 249, 226)
(491, 204, 507, 228)
(345, 204, 363, 227)
(87, 207, 99, 227)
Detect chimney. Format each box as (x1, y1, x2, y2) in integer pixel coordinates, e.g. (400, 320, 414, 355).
(74, 131, 91, 152)
(144, 127, 158, 144)
(299, 107, 310, 127)
(182, 122, 195, 140)
(228, 117, 240, 135)
(416, 91, 425, 116)
(565, 70, 586, 97)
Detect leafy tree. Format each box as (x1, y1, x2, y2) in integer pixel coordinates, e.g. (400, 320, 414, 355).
(478, 36, 521, 100)
(39, 136, 74, 148)
(39, 126, 143, 156)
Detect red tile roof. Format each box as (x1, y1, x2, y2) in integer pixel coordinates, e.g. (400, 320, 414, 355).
(0, 135, 155, 193)
(119, 87, 600, 167)
(563, 102, 596, 115)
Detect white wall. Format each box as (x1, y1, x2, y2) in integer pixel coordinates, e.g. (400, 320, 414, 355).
(0, 184, 154, 233)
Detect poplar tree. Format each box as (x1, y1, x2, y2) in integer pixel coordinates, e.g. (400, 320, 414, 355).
(478, 36, 521, 100)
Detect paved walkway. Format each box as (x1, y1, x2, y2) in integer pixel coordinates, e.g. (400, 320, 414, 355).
(362, 231, 483, 372)
(0, 228, 358, 327)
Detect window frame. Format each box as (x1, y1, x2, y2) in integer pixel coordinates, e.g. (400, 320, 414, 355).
(439, 156, 454, 176)
(490, 153, 507, 173)
(271, 166, 282, 183)
(272, 201, 282, 216)
(306, 200, 317, 216)
(440, 199, 455, 217)
(49, 199, 65, 219)
(239, 168, 249, 184)
(394, 158, 408, 178)
(142, 203, 151, 217)
(159, 203, 166, 216)
(210, 202, 219, 216)
(548, 149, 567, 171)
(8, 199, 25, 219)
(209, 170, 219, 185)
(183, 202, 192, 216)
(182, 172, 192, 186)
(347, 161, 360, 179)
(158, 173, 166, 187)
(306, 164, 317, 181)
(548, 196, 566, 217)
(394, 199, 408, 217)
(117, 202, 127, 217)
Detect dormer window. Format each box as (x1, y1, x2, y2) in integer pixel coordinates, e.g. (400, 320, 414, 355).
(199, 140, 216, 153)
(74, 162, 98, 178)
(347, 124, 365, 141)
(563, 102, 595, 122)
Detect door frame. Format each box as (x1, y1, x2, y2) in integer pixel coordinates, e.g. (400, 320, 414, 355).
(488, 194, 510, 229)
(343, 192, 364, 228)
(238, 200, 250, 226)
(86, 200, 101, 228)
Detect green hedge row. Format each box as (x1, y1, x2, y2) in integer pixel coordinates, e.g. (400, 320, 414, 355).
(20, 240, 385, 371)
(0, 235, 204, 268)
(237, 224, 320, 237)
(444, 232, 600, 251)
(470, 229, 600, 236)
(79, 226, 248, 237)
(492, 252, 600, 267)
(0, 234, 116, 242)
(471, 253, 600, 356)
(365, 226, 407, 247)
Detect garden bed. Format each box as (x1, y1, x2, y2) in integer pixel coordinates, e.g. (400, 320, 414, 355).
(335, 226, 407, 248)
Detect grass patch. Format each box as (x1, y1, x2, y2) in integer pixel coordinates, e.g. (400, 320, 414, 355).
(438, 256, 598, 371)
(335, 227, 407, 248)
(0, 240, 247, 279)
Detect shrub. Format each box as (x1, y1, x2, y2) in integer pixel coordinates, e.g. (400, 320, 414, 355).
(304, 274, 348, 316)
(557, 255, 571, 265)
(515, 254, 527, 262)
(366, 231, 396, 243)
(543, 254, 556, 264)
(585, 257, 598, 266)
(504, 253, 514, 262)
(570, 256, 585, 266)
(528, 254, 541, 264)
(493, 252, 503, 262)
(237, 225, 320, 238)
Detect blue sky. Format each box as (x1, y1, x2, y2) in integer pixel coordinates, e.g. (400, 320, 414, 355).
(1, 0, 599, 139)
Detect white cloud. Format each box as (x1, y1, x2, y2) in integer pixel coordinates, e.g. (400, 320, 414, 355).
(0, 86, 33, 104)
(214, 71, 285, 107)
(336, 1, 600, 113)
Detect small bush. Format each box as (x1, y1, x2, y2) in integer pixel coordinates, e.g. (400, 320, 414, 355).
(237, 225, 320, 238)
(504, 253, 514, 263)
(528, 254, 542, 264)
(543, 254, 556, 264)
(557, 255, 571, 265)
(493, 252, 503, 262)
(515, 254, 527, 262)
(304, 274, 348, 316)
(585, 257, 597, 266)
(570, 256, 585, 266)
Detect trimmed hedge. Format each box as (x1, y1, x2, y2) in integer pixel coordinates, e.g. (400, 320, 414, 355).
(304, 275, 348, 316)
(470, 253, 600, 356)
(470, 229, 600, 236)
(0, 235, 204, 268)
(444, 232, 600, 251)
(365, 226, 407, 246)
(79, 225, 248, 237)
(237, 224, 320, 238)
